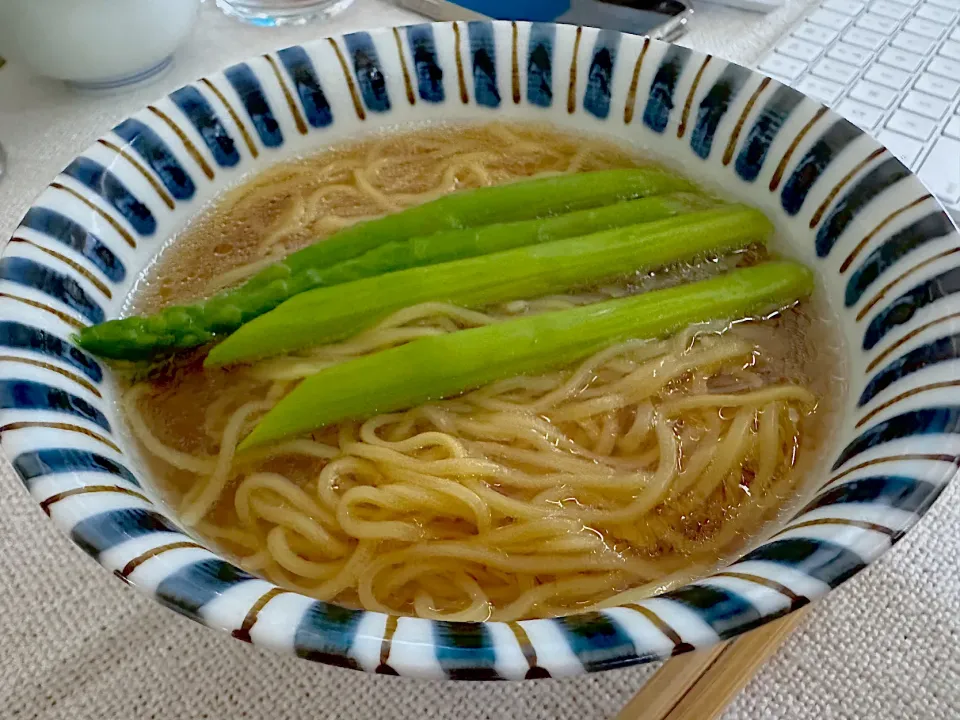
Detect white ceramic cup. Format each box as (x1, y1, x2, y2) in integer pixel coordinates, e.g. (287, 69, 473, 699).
(0, 0, 200, 90)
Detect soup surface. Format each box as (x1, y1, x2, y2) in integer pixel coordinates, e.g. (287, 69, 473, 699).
(119, 123, 846, 621)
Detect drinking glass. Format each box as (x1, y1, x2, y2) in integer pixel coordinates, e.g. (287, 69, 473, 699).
(215, 0, 355, 25)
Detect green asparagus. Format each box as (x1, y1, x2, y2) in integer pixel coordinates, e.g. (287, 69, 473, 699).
(207, 205, 772, 367)
(292, 192, 714, 287)
(239, 261, 815, 449)
(76, 168, 696, 360)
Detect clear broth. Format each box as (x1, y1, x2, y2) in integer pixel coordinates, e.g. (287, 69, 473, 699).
(119, 123, 847, 620)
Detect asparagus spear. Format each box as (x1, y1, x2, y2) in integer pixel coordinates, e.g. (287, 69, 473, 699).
(76, 168, 695, 361)
(207, 205, 772, 367)
(239, 262, 814, 449)
(289, 192, 714, 287)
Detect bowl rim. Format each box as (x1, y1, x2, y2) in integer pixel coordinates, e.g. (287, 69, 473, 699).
(2, 20, 956, 680)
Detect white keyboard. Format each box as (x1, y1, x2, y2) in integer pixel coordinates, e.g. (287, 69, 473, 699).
(757, 0, 960, 217)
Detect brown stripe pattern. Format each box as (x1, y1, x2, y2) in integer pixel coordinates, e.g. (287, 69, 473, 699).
(677, 55, 711, 139)
(723, 78, 770, 166)
(40, 485, 149, 515)
(567, 27, 582, 114)
(508, 622, 550, 678)
(232, 587, 288, 643)
(147, 105, 215, 180)
(376, 614, 400, 675)
(96, 138, 175, 209)
(624, 38, 651, 124)
(50, 182, 136, 249)
(200, 77, 260, 156)
(264, 54, 308, 135)
(623, 603, 695, 655)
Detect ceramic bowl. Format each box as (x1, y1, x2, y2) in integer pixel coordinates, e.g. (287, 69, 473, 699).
(2, 21, 956, 679)
(0, 0, 200, 91)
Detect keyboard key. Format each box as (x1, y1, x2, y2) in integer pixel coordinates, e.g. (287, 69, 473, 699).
(904, 17, 944, 37)
(856, 12, 901, 33)
(778, 37, 823, 61)
(812, 57, 860, 83)
(797, 75, 844, 104)
(901, 90, 950, 118)
(758, 53, 808, 80)
(916, 2, 957, 21)
(879, 47, 924, 72)
(865, 63, 912, 89)
(850, 80, 900, 107)
(891, 32, 936, 54)
(915, 73, 960, 100)
(930, 0, 960, 8)
(940, 41, 960, 60)
(871, 0, 912, 18)
(877, 129, 925, 165)
(810, 8, 854, 28)
(844, 26, 886, 49)
(886, 108, 938, 139)
(929, 56, 960, 78)
(944, 115, 960, 137)
(918, 136, 960, 202)
(794, 22, 840, 45)
(837, 98, 885, 129)
(823, 0, 865, 14)
(828, 42, 872, 66)
(952, 27, 960, 42)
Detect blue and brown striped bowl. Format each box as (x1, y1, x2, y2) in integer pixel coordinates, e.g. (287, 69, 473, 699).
(2, 21, 956, 679)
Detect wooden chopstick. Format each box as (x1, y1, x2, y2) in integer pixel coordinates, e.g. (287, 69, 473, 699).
(614, 607, 810, 720)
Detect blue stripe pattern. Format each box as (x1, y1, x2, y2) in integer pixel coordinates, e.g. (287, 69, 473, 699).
(112, 118, 196, 200)
(834, 406, 960, 469)
(344, 33, 391, 113)
(846, 212, 955, 307)
(815, 157, 911, 257)
(0, 257, 104, 323)
(13, 448, 137, 487)
(224, 63, 283, 148)
(860, 333, 960, 406)
(406, 25, 444, 103)
(72, 508, 179, 557)
(527, 23, 554, 108)
(690, 65, 751, 159)
(643, 46, 689, 133)
(0, 379, 109, 430)
(864, 266, 960, 350)
(583, 30, 620, 119)
(734, 85, 804, 182)
(803, 475, 937, 514)
(61, 158, 156, 236)
(0, 321, 101, 381)
(294, 601, 365, 669)
(739, 538, 865, 587)
(19, 208, 125, 282)
(468, 22, 500, 108)
(665, 585, 769, 638)
(553, 612, 656, 671)
(277, 46, 333, 128)
(434, 621, 500, 679)
(781, 119, 860, 214)
(169, 85, 240, 167)
(155, 559, 256, 623)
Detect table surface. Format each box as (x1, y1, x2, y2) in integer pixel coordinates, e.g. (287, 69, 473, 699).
(1, 3, 959, 720)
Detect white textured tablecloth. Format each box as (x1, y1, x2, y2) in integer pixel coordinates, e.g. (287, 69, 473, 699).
(1, 3, 959, 719)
